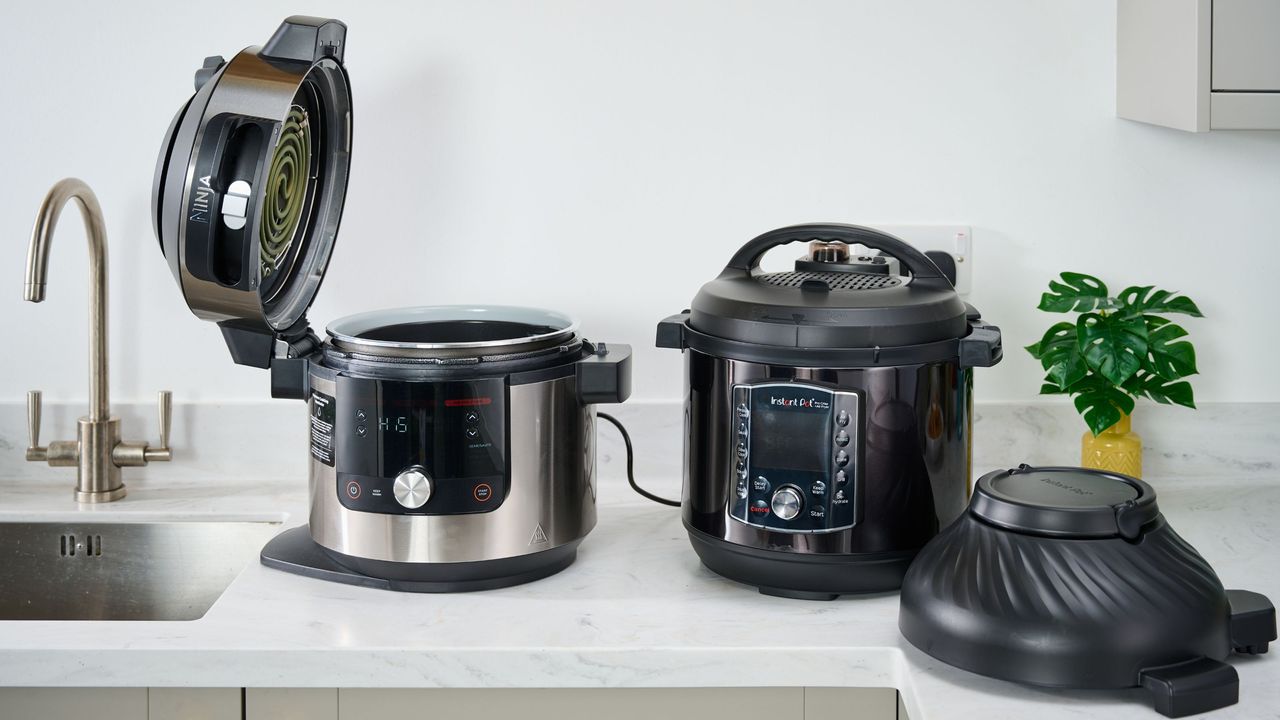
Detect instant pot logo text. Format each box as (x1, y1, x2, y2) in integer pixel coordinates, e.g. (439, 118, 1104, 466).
(1036, 476, 1093, 496)
(189, 175, 213, 224)
(770, 396, 831, 410)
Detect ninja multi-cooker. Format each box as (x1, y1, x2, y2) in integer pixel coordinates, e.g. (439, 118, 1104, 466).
(151, 17, 631, 591)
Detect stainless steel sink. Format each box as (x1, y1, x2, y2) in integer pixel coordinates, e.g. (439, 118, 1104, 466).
(0, 520, 281, 621)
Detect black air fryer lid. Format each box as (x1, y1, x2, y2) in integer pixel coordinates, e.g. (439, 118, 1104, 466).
(690, 224, 969, 348)
(899, 465, 1277, 718)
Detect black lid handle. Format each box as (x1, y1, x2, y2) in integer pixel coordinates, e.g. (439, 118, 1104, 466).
(261, 16, 347, 64)
(723, 223, 948, 284)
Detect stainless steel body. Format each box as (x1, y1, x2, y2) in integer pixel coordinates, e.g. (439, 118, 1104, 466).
(22, 179, 173, 503)
(0, 521, 279, 621)
(308, 374, 597, 564)
(682, 349, 972, 556)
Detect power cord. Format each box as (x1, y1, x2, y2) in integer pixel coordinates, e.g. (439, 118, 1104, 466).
(596, 411, 680, 507)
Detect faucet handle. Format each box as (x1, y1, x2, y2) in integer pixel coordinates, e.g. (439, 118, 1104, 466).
(144, 391, 173, 462)
(25, 390, 47, 462)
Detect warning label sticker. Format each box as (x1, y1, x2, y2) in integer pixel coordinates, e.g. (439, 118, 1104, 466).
(310, 389, 336, 467)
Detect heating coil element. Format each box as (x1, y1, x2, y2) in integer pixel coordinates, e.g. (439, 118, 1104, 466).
(260, 105, 311, 278)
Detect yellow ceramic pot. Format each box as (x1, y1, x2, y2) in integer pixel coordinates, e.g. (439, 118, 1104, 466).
(1081, 412, 1142, 478)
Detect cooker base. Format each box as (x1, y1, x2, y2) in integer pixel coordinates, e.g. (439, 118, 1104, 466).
(686, 525, 918, 599)
(260, 525, 580, 593)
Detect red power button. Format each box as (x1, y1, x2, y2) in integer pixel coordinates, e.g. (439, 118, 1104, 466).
(345, 480, 362, 500)
(473, 483, 493, 502)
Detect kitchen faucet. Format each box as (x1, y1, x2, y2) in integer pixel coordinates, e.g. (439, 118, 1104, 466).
(23, 178, 172, 502)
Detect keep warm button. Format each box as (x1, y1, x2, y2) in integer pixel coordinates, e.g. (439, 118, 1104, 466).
(473, 483, 493, 502)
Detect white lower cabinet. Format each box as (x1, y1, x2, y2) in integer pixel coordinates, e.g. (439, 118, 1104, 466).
(246, 688, 338, 720)
(0, 688, 147, 720)
(336, 688, 898, 720)
(0, 687, 900, 719)
(149, 688, 242, 720)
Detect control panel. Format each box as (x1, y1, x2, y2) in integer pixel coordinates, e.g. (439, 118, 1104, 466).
(729, 382, 860, 533)
(317, 376, 508, 516)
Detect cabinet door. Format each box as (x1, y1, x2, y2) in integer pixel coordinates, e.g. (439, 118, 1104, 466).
(804, 688, 897, 719)
(149, 688, 241, 720)
(246, 688, 337, 720)
(1213, 0, 1280, 90)
(339, 688, 807, 720)
(0, 688, 147, 720)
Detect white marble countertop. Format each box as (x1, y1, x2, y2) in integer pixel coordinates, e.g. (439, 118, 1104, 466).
(0, 402, 1276, 719)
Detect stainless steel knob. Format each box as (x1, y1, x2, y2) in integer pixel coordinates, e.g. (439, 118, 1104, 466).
(808, 241, 850, 264)
(770, 486, 803, 520)
(393, 467, 433, 509)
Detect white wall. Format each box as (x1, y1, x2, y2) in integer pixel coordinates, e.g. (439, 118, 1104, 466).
(2, 0, 1278, 407)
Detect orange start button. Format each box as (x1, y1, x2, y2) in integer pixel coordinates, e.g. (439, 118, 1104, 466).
(473, 483, 493, 502)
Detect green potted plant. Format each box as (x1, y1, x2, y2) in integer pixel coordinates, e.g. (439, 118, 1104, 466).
(1025, 272, 1202, 477)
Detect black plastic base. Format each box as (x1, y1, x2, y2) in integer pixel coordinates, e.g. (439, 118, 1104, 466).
(260, 525, 580, 593)
(685, 525, 918, 599)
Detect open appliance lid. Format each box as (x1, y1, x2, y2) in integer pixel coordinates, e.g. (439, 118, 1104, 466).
(152, 16, 352, 340)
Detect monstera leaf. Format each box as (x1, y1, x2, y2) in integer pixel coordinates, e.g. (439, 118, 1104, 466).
(1123, 370, 1196, 409)
(1118, 285, 1204, 318)
(1077, 312, 1148, 386)
(1038, 272, 1120, 313)
(1030, 272, 1201, 434)
(1059, 375, 1137, 436)
(1144, 316, 1198, 380)
(1025, 322, 1087, 390)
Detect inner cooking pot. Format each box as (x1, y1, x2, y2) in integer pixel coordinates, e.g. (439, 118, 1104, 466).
(327, 306, 581, 360)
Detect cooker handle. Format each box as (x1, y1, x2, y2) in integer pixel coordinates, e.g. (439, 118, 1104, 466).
(655, 312, 690, 350)
(1139, 657, 1239, 718)
(1227, 589, 1276, 655)
(723, 223, 950, 285)
(959, 319, 1003, 368)
(577, 342, 632, 405)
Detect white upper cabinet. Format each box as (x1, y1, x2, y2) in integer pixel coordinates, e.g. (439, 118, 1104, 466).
(1117, 0, 1280, 131)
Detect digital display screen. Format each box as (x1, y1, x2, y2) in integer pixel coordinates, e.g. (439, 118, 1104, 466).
(380, 416, 409, 433)
(750, 399, 830, 473)
(336, 377, 506, 480)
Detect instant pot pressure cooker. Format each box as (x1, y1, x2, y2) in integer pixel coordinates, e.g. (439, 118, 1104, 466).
(152, 17, 631, 591)
(657, 223, 1002, 599)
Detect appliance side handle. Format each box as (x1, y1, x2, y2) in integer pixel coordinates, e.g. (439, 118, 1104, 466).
(577, 343, 633, 405)
(261, 16, 347, 63)
(1138, 657, 1239, 718)
(959, 319, 1003, 368)
(655, 312, 689, 350)
(217, 319, 315, 400)
(1227, 589, 1276, 655)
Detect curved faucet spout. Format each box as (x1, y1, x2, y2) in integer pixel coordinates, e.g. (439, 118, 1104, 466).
(25, 178, 109, 421)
